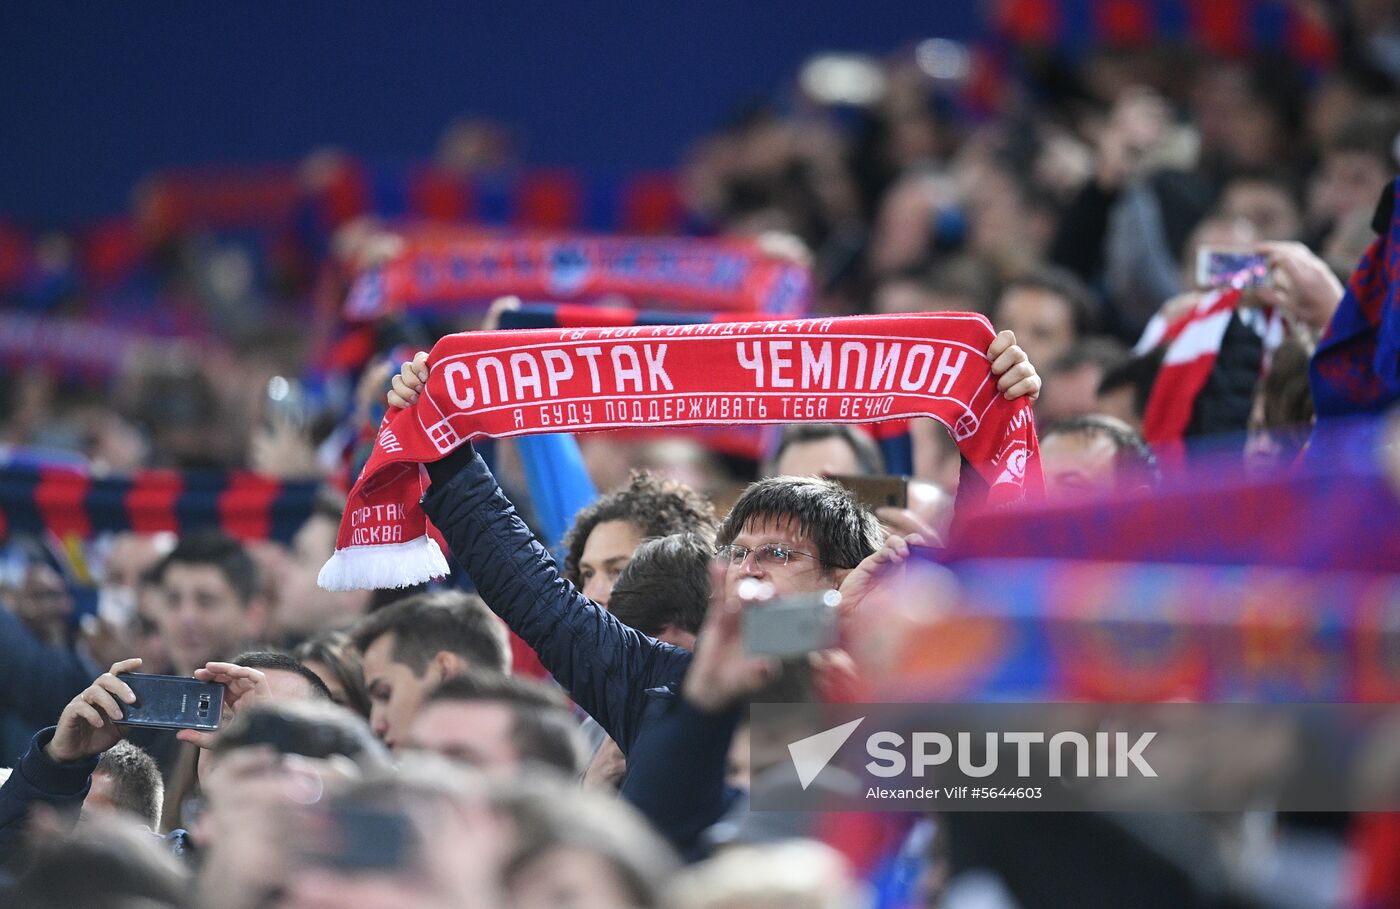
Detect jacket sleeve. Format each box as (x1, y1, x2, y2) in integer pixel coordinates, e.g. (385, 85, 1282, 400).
(0, 727, 98, 870)
(422, 445, 693, 754)
(0, 608, 93, 728)
(620, 696, 743, 859)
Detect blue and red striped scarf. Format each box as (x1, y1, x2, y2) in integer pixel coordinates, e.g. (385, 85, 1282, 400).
(1311, 179, 1400, 420)
(0, 460, 318, 542)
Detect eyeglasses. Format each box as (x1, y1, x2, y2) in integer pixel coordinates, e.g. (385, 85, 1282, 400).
(715, 543, 823, 570)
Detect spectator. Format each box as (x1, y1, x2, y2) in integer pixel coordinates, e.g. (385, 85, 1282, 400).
(561, 471, 717, 606)
(501, 780, 678, 909)
(767, 424, 883, 479)
(1038, 337, 1131, 426)
(873, 255, 995, 316)
(1039, 415, 1161, 501)
(607, 533, 713, 650)
(0, 573, 100, 765)
(231, 650, 333, 701)
(130, 564, 174, 675)
(277, 755, 506, 909)
(270, 488, 373, 642)
(1095, 348, 1164, 431)
(194, 700, 392, 909)
(83, 533, 174, 672)
(667, 839, 866, 909)
(1307, 106, 1400, 240)
(292, 630, 372, 717)
(0, 659, 164, 869)
(1218, 169, 1304, 242)
(6, 816, 188, 909)
(209, 698, 387, 768)
(1244, 337, 1316, 477)
(86, 740, 163, 830)
(991, 265, 1098, 369)
(349, 590, 511, 749)
(408, 670, 584, 777)
(10, 554, 73, 649)
(151, 532, 266, 676)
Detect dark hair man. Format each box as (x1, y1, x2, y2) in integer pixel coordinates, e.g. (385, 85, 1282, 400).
(210, 700, 388, 769)
(1039, 415, 1161, 501)
(274, 488, 373, 639)
(151, 532, 265, 676)
(349, 591, 511, 749)
(86, 741, 164, 830)
(561, 471, 716, 605)
(408, 671, 584, 777)
(232, 651, 334, 702)
(992, 265, 1098, 368)
(1038, 338, 1130, 426)
(766, 424, 884, 479)
(607, 533, 713, 650)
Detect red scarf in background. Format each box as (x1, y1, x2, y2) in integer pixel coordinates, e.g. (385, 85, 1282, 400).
(344, 232, 811, 322)
(319, 313, 1042, 591)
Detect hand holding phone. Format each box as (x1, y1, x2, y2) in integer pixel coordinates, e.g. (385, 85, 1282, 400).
(45, 658, 146, 763)
(742, 590, 843, 658)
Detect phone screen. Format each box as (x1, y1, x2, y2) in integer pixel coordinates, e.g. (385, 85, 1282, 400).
(1196, 247, 1270, 290)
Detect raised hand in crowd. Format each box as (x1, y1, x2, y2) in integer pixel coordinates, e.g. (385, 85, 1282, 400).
(988, 329, 1041, 401)
(176, 661, 272, 750)
(583, 736, 628, 790)
(836, 530, 927, 618)
(1094, 86, 1173, 189)
(1253, 240, 1346, 333)
(681, 568, 780, 714)
(388, 350, 431, 408)
(43, 658, 142, 763)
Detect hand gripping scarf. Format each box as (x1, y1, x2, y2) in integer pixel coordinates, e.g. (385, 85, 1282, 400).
(318, 312, 1042, 591)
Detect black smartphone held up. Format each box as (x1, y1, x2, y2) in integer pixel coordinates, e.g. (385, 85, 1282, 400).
(115, 673, 224, 731)
(829, 474, 909, 512)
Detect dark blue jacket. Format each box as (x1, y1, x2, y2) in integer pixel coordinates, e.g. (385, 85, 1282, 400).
(423, 446, 741, 851)
(424, 445, 693, 754)
(0, 728, 194, 874)
(0, 727, 98, 871)
(0, 608, 95, 764)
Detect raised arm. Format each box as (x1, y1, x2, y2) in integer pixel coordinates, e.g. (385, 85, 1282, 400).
(421, 445, 692, 753)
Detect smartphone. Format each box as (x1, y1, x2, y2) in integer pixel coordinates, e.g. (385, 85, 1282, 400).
(743, 590, 842, 657)
(115, 673, 224, 731)
(829, 474, 908, 511)
(264, 375, 307, 430)
(1196, 246, 1271, 290)
(299, 803, 418, 873)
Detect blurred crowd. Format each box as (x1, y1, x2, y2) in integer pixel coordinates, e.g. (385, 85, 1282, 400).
(4, 2, 1400, 907)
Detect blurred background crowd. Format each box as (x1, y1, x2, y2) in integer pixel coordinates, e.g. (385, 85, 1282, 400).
(3, 1, 1400, 907)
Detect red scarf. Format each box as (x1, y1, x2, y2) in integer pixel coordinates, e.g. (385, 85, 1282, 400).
(344, 232, 810, 321)
(319, 313, 1042, 591)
